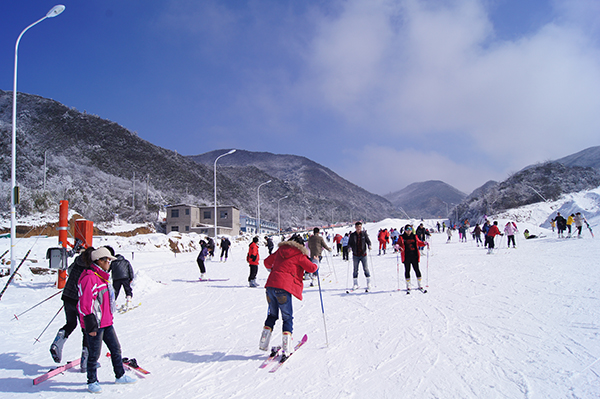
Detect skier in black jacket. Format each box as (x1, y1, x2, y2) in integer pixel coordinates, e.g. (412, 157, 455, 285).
(106, 246, 135, 303)
(347, 221, 372, 290)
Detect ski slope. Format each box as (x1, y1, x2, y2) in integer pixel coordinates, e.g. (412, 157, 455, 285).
(0, 215, 599, 398)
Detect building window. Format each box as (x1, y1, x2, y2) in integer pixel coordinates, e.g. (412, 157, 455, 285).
(171, 226, 179, 232)
(171, 209, 179, 218)
(204, 211, 211, 219)
(185, 226, 189, 231)
(220, 211, 228, 219)
(185, 209, 190, 215)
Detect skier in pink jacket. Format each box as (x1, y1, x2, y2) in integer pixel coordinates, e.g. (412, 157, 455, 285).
(78, 247, 136, 393)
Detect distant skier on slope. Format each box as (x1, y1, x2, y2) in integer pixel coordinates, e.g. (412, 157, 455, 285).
(552, 212, 567, 238)
(485, 221, 503, 254)
(259, 234, 317, 357)
(573, 212, 586, 237)
(397, 224, 429, 291)
(504, 222, 518, 248)
(307, 228, 332, 286)
(197, 240, 209, 280)
(220, 237, 231, 262)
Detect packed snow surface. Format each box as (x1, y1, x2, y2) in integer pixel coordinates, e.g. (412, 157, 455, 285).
(1, 213, 599, 397)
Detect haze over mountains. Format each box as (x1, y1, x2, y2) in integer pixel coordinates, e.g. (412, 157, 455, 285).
(0, 90, 598, 231)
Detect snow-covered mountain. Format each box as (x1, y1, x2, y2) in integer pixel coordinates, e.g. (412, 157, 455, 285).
(383, 180, 466, 219)
(454, 156, 600, 223)
(0, 91, 396, 230)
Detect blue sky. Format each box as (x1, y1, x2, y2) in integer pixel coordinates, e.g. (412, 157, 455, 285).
(2, 0, 600, 195)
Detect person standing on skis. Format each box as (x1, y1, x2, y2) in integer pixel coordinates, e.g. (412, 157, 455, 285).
(485, 221, 502, 254)
(247, 237, 260, 287)
(347, 221, 372, 291)
(307, 227, 332, 286)
(504, 222, 518, 248)
(258, 234, 317, 359)
(397, 224, 429, 291)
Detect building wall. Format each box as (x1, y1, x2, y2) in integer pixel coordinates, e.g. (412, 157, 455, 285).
(166, 205, 240, 237)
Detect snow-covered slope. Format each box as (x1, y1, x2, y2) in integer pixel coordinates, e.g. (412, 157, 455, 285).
(1, 195, 599, 398)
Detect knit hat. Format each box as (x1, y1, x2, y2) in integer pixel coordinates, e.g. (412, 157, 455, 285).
(91, 247, 117, 262)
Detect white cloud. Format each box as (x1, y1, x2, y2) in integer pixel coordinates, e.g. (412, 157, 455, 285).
(300, 0, 600, 190)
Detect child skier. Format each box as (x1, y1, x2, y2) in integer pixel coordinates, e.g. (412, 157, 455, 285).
(258, 234, 317, 358)
(78, 247, 136, 393)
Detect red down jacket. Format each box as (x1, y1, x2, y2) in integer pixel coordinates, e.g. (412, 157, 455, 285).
(264, 240, 317, 300)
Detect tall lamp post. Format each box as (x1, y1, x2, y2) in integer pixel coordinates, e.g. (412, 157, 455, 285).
(257, 180, 271, 235)
(11, 5, 66, 274)
(277, 196, 288, 234)
(213, 149, 236, 238)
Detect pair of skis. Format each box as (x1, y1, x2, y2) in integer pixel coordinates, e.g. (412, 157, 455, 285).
(259, 334, 307, 373)
(404, 287, 428, 295)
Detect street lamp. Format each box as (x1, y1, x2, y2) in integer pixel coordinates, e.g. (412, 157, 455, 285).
(257, 180, 271, 235)
(11, 5, 65, 274)
(213, 149, 236, 238)
(277, 196, 288, 234)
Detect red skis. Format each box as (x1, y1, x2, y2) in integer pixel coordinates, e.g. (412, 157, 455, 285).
(33, 358, 81, 385)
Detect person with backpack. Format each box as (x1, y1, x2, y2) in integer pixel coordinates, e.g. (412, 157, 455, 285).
(258, 234, 317, 359)
(105, 246, 135, 308)
(78, 247, 136, 393)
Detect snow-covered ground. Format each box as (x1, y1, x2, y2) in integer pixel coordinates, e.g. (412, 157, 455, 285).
(1, 201, 600, 398)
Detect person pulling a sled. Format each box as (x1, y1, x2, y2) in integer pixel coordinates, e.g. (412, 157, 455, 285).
(259, 234, 317, 358)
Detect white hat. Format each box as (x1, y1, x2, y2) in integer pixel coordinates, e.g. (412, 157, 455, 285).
(91, 247, 117, 262)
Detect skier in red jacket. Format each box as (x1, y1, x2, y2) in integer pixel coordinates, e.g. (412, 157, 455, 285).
(258, 234, 317, 358)
(247, 237, 260, 287)
(485, 221, 503, 254)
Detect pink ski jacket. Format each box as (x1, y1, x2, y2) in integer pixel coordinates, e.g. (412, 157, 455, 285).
(77, 263, 115, 333)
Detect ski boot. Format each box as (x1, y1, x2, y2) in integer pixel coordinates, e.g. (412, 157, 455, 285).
(352, 278, 359, 291)
(259, 326, 272, 351)
(366, 277, 372, 291)
(50, 329, 66, 363)
(125, 296, 132, 310)
(282, 332, 294, 356)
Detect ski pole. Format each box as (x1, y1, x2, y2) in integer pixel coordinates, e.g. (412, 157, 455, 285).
(426, 244, 430, 288)
(396, 253, 400, 291)
(0, 249, 8, 261)
(33, 305, 64, 344)
(0, 249, 32, 301)
(324, 251, 337, 283)
(368, 250, 375, 288)
(13, 290, 62, 320)
(315, 269, 329, 347)
(346, 256, 350, 291)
